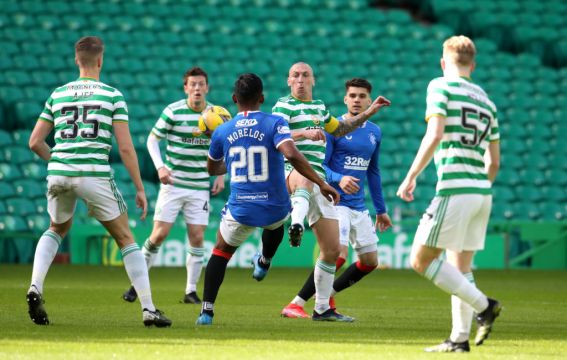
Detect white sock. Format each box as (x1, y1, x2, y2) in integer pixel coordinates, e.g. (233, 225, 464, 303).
(291, 296, 306, 307)
(186, 246, 205, 294)
(314, 259, 335, 314)
(450, 272, 475, 343)
(122, 244, 155, 312)
(142, 238, 160, 270)
(30, 230, 62, 294)
(424, 259, 488, 313)
(290, 188, 311, 227)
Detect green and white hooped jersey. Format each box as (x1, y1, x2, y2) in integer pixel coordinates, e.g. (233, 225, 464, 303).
(425, 76, 500, 196)
(272, 95, 335, 179)
(151, 99, 212, 191)
(39, 77, 128, 178)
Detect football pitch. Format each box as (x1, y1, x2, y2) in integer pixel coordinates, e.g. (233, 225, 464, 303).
(1, 265, 565, 359)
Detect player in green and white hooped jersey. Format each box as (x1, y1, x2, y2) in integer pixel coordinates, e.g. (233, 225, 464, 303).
(273, 62, 390, 321)
(27, 36, 170, 327)
(121, 67, 225, 305)
(397, 36, 501, 352)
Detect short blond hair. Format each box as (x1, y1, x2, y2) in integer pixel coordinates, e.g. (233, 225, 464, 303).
(75, 36, 104, 68)
(443, 35, 476, 66)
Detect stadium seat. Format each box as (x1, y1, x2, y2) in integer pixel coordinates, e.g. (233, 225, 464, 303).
(0, 215, 28, 232)
(26, 214, 50, 232)
(3, 146, 35, 164)
(20, 163, 47, 180)
(5, 198, 37, 217)
(15, 180, 45, 199)
(0, 163, 22, 181)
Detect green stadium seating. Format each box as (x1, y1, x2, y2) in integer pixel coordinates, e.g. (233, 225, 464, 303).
(3, 146, 35, 164)
(26, 214, 50, 232)
(0, 163, 22, 181)
(0, 215, 28, 232)
(20, 163, 47, 180)
(15, 180, 45, 199)
(5, 198, 37, 217)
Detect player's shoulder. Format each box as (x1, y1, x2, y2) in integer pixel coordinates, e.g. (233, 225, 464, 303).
(166, 99, 188, 111)
(365, 121, 381, 133)
(275, 95, 295, 105)
(427, 76, 449, 89)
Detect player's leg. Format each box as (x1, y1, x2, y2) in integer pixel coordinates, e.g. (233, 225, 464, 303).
(446, 250, 475, 345)
(415, 195, 499, 351)
(27, 176, 77, 325)
(197, 208, 252, 325)
(88, 177, 170, 327)
(467, 194, 501, 346)
(282, 208, 350, 317)
(331, 209, 378, 300)
(182, 191, 209, 303)
(286, 168, 313, 246)
(123, 185, 180, 302)
(310, 217, 353, 321)
(252, 219, 286, 281)
(184, 224, 206, 303)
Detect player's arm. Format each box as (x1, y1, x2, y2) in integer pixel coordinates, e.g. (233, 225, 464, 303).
(485, 140, 500, 183)
(207, 158, 226, 176)
(328, 96, 391, 137)
(211, 175, 225, 195)
(367, 142, 391, 232)
(278, 139, 339, 204)
(29, 120, 53, 161)
(397, 116, 445, 202)
(114, 122, 147, 220)
(207, 131, 226, 176)
(147, 133, 173, 185)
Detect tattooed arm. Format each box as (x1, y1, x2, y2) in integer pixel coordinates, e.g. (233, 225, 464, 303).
(329, 96, 391, 137)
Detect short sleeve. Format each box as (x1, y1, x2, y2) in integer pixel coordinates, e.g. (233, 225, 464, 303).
(272, 101, 291, 122)
(208, 129, 224, 161)
(112, 90, 129, 123)
(39, 95, 54, 123)
(272, 116, 292, 149)
(151, 107, 174, 138)
(489, 108, 500, 142)
(425, 78, 449, 121)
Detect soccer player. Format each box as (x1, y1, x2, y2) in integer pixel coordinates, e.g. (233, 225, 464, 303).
(121, 67, 225, 305)
(195, 73, 339, 325)
(273, 62, 390, 321)
(281, 78, 392, 318)
(26, 36, 171, 327)
(397, 35, 501, 352)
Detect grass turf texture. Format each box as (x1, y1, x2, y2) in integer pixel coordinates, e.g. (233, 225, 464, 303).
(1, 265, 565, 359)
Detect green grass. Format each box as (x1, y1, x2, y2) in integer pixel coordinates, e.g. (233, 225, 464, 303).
(1, 265, 566, 359)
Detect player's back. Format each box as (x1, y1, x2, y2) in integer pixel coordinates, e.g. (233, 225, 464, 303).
(211, 111, 291, 227)
(426, 76, 499, 196)
(40, 78, 128, 178)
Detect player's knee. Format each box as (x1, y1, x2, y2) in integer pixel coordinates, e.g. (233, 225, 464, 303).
(361, 258, 378, 269)
(410, 255, 428, 274)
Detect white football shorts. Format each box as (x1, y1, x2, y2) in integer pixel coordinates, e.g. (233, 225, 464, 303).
(337, 205, 378, 255)
(219, 207, 289, 247)
(414, 194, 492, 252)
(153, 184, 210, 225)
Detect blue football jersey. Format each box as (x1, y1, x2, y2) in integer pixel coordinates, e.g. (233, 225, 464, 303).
(209, 111, 293, 227)
(324, 118, 386, 214)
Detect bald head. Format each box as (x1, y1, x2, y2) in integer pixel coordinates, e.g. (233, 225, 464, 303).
(287, 62, 315, 101)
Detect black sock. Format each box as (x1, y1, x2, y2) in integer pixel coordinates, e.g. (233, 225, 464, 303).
(202, 254, 229, 314)
(260, 225, 284, 267)
(297, 270, 316, 301)
(332, 263, 372, 293)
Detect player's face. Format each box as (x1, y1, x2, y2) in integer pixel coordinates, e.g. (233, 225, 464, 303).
(184, 75, 209, 105)
(288, 64, 314, 100)
(344, 87, 371, 116)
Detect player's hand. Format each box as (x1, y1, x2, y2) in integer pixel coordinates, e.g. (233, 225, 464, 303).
(339, 175, 360, 194)
(396, 177, 416, 202)
(302, 129, 326, 142)
(136, 190, 148, 221)
(158, 166, 173, 185)
(211, 176, 225, 196)
(375, 213, 392, 233)
(319, 182, 340, 205)
(364, 96, 391, 117)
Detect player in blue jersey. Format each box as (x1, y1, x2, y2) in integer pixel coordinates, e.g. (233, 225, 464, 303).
(281, 78, 392, 318)
(196, 73, 339, 325)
